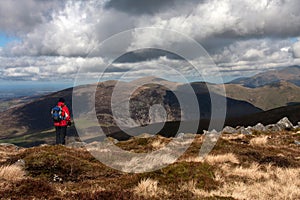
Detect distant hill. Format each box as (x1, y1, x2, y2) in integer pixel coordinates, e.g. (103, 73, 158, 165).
(230, 65, 300, 88)
(0, 77, 261, 141)
(211, 81, 300, 110)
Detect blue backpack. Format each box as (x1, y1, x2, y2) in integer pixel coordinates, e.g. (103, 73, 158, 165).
(51, 106, 65, 122)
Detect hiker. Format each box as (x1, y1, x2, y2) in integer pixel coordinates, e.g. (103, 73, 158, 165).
(51, 98, 71, 145)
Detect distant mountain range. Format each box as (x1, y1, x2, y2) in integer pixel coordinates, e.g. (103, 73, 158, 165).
(230, 65, 300, 88)
(1, 65, 300, 146)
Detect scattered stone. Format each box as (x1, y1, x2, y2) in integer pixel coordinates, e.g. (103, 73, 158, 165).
(266, 124, 281, 132)
(295, 140, 300, 146)
(252, 123, 267, 132)
(104, 137, 119, 144)
(293, 125, 299, 130)
(237, 127, 252, 135)
(53, 174, 63, 182)
(14, 159, 25, 168)
(67, 142, 87, 148)
(276, 117, 294, 130)
(176, 132, 185, 139)
(222, 126, 238, 134)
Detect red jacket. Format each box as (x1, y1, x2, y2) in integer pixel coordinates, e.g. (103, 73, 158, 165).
(54, 102, 71, 127)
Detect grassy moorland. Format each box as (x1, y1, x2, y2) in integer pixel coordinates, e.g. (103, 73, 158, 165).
(0, 130, 300, 200)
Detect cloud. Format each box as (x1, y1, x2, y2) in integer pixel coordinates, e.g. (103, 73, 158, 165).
(292, 40, 300, 58)
(5, 1, 135, 57)
(0, 0, 63, 35)
(1, 0, 300, 83)
(105, 0, 204, 15)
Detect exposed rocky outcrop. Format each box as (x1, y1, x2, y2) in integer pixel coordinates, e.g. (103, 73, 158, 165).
(219, 117, 297, 135)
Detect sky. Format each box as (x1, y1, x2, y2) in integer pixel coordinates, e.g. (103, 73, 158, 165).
(0, 0, 300, 87)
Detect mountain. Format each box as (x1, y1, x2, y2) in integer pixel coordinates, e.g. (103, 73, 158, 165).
(230, 65, 300, 88)
(0, 77, 262, 144)
(211, 81, 300, 110)
(112, 103, 300, 140)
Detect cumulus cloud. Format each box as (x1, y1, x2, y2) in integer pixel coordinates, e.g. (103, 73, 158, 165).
(0, 0, 63, 34)
(1, 0, 300, 83)
(292, 40, 300, 58)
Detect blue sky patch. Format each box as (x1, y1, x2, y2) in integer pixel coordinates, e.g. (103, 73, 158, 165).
(0, 32, 20, 47)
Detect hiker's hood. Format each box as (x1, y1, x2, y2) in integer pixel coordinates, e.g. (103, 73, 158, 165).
(57, 102, 65, 107)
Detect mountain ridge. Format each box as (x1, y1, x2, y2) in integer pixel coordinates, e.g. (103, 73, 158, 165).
(230, 65, 300, 88)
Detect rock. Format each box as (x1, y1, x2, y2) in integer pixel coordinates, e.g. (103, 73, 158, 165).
(67, 142, 87, 148)
(176, 132, 185, 139)
(14, 159, 25, 168)
(293, 125, 299, 130)
(53, 174, 63, 182)
(222, 126, 238, 134)
(276, 117, 294, 130)
(295, 140, 300, 146)
(266, 124, 281, 132)
(252, 123, 267, 132)
(246, 126, 253, 134)
(237, 127, 252, 134)
(104, 137, 119, 144)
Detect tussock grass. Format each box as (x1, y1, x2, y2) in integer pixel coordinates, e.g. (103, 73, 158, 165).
(222, 134, 245, 141)
(119, 152, 177, 173)
(184, 156, 204, 163)
(133, 178, 160, 198)
(222, 163, 270, 180)
(192, 165, 300, 200)
(184, 153, 240, 165)
(151, 140, 165, 150)
(250, 136, 269, 147)
(0, 165, 25, 181)
(1, 132, 299, 199)
(133, 178, 168, 198)
(205, 153, 240, 165)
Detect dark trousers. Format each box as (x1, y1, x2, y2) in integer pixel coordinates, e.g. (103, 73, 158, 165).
(55, 126, 67, 145)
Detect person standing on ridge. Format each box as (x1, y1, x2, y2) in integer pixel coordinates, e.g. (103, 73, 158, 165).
(51, 98, 71, 145)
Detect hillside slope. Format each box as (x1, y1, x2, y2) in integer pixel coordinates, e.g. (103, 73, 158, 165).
(1, 129, 300, 199)
(211, 81, 300, 110)
(0, 78, 261, 141)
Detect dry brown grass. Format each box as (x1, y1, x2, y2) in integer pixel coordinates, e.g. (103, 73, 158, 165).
(205, 153, 240, 165)
(184, 153, 240, 165)
(190, 164, 300, 200)
(118, 152, 177, 173)
(0, 165, 25, 182)
(184, 156, 204, 163)
(222, 163, 270, 180)
(151, 140, 165, 150)
(0, 145, 22, 163)
(133, 178, 163, 198)
(250, 136, 269, 147)
(222, 134, 246, 141)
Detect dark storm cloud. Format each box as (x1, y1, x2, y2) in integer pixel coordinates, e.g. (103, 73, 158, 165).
(0, 0, 63, 34)
(105, 0, 205, 15)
